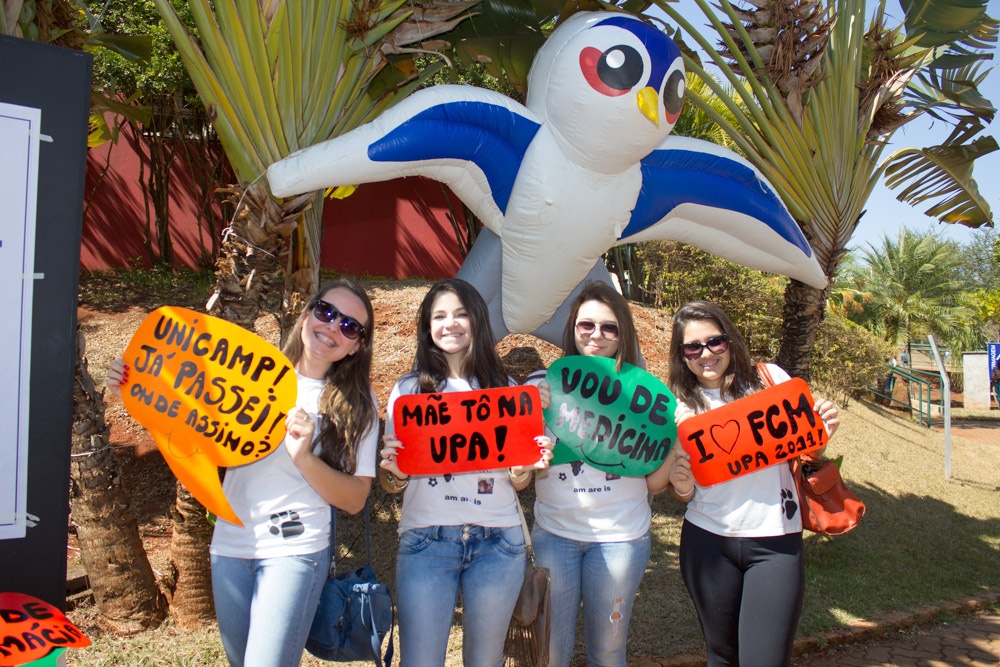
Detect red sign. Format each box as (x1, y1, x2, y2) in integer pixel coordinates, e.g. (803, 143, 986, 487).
(393, 386, 544, 475)
(0, 592, 90, 666)
(677, 379, 826, 486)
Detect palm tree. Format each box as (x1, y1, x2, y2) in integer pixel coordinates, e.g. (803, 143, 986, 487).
(654, 0, 996, 379)
(844, 228, 972, 350)
(146, 0, 574, 627)
(71, 331, 167, 632)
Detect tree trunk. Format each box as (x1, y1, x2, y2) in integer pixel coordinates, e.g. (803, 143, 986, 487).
(70, 330, 167, 634)
(777, 278, 831, 381)
(205, 181, 311, 332)
(163, 483, 216, 629)
(279, 202, 324, 346)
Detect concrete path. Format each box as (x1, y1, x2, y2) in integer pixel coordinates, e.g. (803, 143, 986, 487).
(645, 593, 1000, 667)
(791, 613, 1000, 666)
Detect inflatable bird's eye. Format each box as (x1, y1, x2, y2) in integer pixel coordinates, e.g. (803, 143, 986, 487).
(580, 44, 644, 97)
(663, 69, 686, 121)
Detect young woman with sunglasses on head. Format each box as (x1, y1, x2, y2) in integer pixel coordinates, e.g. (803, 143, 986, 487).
(378, 278, 552, 667)
(107, 279, 379, 667)
(525, 281, 689, 667)
(667, 301, 840, 667)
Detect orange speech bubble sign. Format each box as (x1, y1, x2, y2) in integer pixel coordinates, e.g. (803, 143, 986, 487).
(0, 592, 90, 666)
(676, 379, 826, 486)
(393, 386, 544, 475)
(121, 307, 297, 525)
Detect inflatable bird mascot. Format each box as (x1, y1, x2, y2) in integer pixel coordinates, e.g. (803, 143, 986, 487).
(267, 11, 827, 344)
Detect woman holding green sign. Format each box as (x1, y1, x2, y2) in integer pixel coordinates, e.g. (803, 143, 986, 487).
(378, 278, 552, 667)
(526, 281, 687, 667)
(668, 300, 840, 667)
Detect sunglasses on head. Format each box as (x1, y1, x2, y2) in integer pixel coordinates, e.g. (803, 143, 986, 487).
(680, 334, 729, 360)
(311, 299, 366, 340)
(575, 320, 620, 341)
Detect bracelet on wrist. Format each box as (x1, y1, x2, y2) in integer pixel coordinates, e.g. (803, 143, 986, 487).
(385, 471, 409, 492)
(675, 487, 694, 500)
(508, 468, 531, 484)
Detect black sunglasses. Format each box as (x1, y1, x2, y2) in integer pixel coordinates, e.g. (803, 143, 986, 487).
(680, 334, 729, 360)
(311, 299, 366, 340)
(576, 320, 620, 341)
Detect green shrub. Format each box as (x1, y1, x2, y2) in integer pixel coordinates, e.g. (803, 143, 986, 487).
(620, 242, 888, 399)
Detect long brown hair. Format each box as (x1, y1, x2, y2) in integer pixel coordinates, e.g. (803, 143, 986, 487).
(413, 278, 508, 392)
(667, 300, 762, 413)
(559, 281, 642, 372)
(282, 279, 376, 474)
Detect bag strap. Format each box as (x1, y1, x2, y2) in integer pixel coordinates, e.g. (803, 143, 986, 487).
(326, 499, 374, 576)
(756, 362, 776, 388)
(513, 491, 536, 566)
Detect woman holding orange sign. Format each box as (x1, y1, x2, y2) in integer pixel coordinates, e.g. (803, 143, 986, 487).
(378, 278, 552, 667)
(667, 300, 839, 667)
(108, 279, 380, 667)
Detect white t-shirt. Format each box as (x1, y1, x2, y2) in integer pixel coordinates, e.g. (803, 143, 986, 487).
(387, 373, 521, 534)
(525, 369, 651, 542)
(683, 364, 803, 538)
(210, 374, 379, 559)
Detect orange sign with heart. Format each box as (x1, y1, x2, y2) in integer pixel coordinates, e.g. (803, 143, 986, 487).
(676, 379, 826, 486)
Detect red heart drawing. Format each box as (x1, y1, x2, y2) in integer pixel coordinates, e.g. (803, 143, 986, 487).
(710, 420, 741, 454)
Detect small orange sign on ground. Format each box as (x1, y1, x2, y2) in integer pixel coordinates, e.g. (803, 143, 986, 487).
(0, 592, 90, 666)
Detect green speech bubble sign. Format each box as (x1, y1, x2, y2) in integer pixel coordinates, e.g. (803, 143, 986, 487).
(543, 356, 677, 476)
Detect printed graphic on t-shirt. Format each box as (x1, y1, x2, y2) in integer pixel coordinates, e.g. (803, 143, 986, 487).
(780, 488, 799, 519)
(426, 474, 497, 506)
(268, 510, 304, 538)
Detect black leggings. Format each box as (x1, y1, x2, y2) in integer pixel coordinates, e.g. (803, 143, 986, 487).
(679, 520, 804, 667)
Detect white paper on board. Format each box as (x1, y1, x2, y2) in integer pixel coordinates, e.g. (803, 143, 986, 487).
(0, 101, 40, 540)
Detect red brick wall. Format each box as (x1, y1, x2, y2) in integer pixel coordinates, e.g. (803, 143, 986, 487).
(83, 135, 463, 279)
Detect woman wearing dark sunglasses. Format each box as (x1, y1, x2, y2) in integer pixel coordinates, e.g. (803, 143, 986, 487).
(667, 300, 840, 667)
(107, 278, 379, 667)
(525, 281, 687, 667)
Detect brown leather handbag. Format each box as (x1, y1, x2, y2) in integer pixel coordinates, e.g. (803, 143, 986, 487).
(504, 496, 550, 667)
(756, 363, 865, 536)
(793, 455, 866, 535)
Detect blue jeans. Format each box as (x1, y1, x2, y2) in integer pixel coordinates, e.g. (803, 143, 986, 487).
(532, 527, 651, 667)
(395, 524, 526, 667)
(211, 547, 330, 667)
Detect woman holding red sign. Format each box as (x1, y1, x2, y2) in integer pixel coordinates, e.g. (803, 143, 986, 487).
(526, 281, 688, 667)
(107, 279, 380, 667)
(379, 278, 552, 667)
(667, 300, 839, 667)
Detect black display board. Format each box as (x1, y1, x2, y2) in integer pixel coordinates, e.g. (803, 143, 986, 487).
(0, 35, 92, 609)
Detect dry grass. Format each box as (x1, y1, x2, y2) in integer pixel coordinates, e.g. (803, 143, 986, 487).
(68, 273, 1000, 666)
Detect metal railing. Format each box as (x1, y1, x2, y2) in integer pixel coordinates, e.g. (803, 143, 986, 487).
(870, 364, 933, 427)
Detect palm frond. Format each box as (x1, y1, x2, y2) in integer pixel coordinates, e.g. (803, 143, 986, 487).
(883, 134, 997, 225)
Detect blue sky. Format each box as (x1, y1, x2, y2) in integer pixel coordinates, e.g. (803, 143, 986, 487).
(655, 0, 999, 254)
(849, 0, 999, 252)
